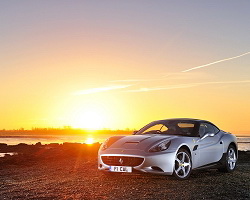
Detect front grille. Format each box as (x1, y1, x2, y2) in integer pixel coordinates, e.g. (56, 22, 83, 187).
(101, 156, 144, 167)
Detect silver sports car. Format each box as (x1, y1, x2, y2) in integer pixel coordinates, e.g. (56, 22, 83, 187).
(98, 118, 238, 179)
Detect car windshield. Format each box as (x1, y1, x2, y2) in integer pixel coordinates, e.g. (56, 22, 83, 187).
(137, 120, 197, 137)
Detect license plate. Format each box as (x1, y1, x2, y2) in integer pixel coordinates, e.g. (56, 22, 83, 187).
(109, 166, 132, 173)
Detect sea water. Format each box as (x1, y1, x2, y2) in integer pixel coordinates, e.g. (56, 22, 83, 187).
(0, 135, 249, 151)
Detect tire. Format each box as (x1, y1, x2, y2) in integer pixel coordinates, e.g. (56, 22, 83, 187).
(173, 148, 192, 180)
(219, 145, 237, 173)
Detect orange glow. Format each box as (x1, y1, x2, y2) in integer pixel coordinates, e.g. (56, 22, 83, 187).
(1, 2, 250, 135)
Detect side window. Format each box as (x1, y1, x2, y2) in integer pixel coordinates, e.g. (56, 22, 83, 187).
(199, 124, 206, 137)
(205, 123, 216, 133)
(212, 125, 220, 133)
(199, 123, 215, 137)
(177, 123, 195, 136)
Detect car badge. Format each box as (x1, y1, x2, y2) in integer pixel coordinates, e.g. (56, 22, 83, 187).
(119, 158, 124, 164)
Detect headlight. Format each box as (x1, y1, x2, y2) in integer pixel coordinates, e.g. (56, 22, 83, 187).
(100, 136, 124, 151)
(149, 140, 171, 152)
(101, 138, 110, 151)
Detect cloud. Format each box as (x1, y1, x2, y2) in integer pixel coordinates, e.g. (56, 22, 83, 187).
(127, 84, 197, 92)
(110, 77, 166, 83)
(126, 80, 250, 92)
(182, 51, 250, 72)
(73, 84, 133, 95)
(110, 72, 208, 83)
(110, 79, 147, 82)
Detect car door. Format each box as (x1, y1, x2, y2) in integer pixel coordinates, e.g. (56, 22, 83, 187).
(196, 123, 223, 167)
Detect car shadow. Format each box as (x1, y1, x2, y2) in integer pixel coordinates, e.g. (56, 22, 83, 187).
(99, 168, 229, 181)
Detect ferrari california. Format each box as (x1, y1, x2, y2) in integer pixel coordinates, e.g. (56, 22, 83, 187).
(98, 118, 238, 179)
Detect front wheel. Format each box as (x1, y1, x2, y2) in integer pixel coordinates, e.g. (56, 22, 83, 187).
(173, 148, 192, 180)
(219, 145, 237, 172)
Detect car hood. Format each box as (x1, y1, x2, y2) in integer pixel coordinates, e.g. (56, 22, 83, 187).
(105, 134, 177, 150)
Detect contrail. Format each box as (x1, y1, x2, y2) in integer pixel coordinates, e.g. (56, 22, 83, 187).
(182, 51, 250, 72)
(72, 84, 132, 95)
(77, 52, 250, 95)
(126, 80, 250, 92)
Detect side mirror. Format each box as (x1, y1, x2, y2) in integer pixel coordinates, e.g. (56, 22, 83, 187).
(206, 132, 215, 137)
(198, 132, 215, 142)
(133, 130, 138, 135)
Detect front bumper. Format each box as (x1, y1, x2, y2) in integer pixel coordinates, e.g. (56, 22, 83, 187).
(98, 150, 176, 175)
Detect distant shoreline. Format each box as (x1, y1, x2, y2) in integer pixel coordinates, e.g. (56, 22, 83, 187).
(0, 128, 249, 137)
(1, 134, 250, 138)
(0, 135, 250, 151)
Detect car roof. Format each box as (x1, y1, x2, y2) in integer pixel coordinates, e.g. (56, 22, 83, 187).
(156, 118, 212, 124)
(152, 118, 220, 130)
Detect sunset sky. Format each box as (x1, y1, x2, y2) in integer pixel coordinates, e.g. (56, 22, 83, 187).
(1, 1, 250, 133)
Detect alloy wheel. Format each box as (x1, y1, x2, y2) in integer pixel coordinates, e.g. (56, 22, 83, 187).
(174, 150, 191, 179)
(227, 147, 237, 170)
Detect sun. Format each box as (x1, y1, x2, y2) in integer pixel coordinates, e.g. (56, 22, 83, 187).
(70, 107, 107, 130)
(85, 138, 94, 144)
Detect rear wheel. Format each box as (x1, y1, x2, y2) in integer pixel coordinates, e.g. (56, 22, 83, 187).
(173, 148, 192, 180)
(219, 145, 237, 172)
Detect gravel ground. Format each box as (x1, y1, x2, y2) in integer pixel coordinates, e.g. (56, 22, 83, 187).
(0, 152, 249, 200)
